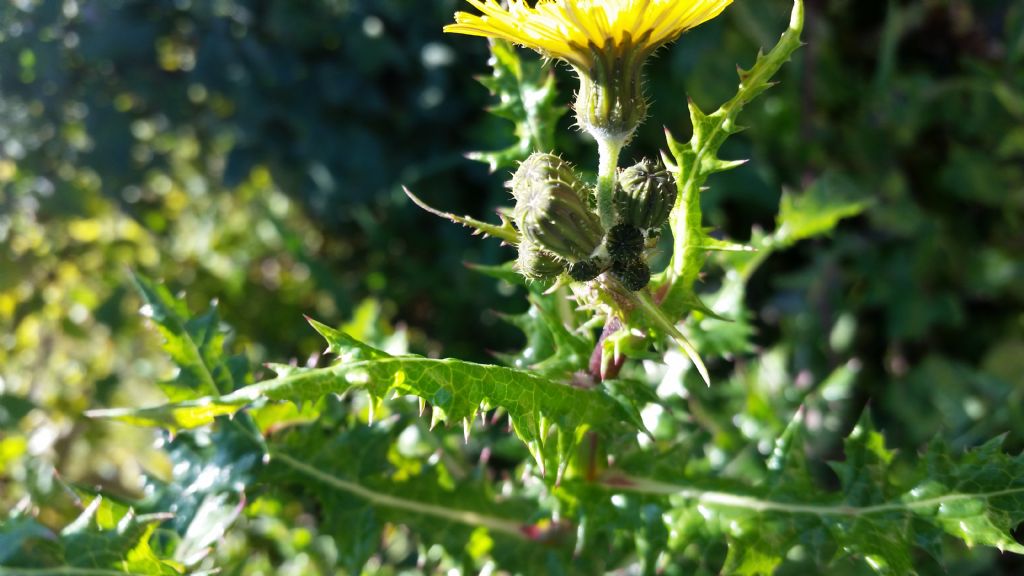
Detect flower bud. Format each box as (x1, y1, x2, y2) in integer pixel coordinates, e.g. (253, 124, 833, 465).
(512, 155, 604, 263)
(567, 259, 604, 283)
(605, 223, 644, 261)
(575, 42, 647, 144)
(511, 153, 591, 206)
(516, 236, 565, 281)
(614, 158, 676, 231)
(611, 257, 651, 292)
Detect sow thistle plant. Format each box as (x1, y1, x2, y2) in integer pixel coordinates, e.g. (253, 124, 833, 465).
(419, 0, 750, 384)
(5, 0, 1015, 574)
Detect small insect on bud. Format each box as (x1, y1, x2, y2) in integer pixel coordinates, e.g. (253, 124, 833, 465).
(614, 158, 677, 232)
(516, 236, 565, 281)
(611, 257, 651, 292)
(512, 153, 605, 263)
(567, 259, 604, 283)
(605, 223, 645, 261)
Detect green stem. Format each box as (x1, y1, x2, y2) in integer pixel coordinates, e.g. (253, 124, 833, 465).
(603, 474, 1024, 518)
(272, 451, 528, 538)
(595, 136, 623, 230)
(667, 165, 705, 296)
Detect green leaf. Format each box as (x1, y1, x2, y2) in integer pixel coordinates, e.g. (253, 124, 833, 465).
(773, 173, 871, 248)
(610, 415, 1024, 575)
(910, 435, 1024, 554)
(467, 39, 565, 171)
(0, 394, 35, 429)
(470, 262, 590, 378)
(87, 274, 253, 425)
(130, 273, 244, 400)
(263, 421, 564, 574)
(146, 425, 258, 568)
(79, 276, 260, 570)
(0, 497, 182, 575)
(404, 187, 519, 243)
(92, 317, 635, 472)
(496, 293, 592, 378)
(692, 173, 869, 357)
(0, 516, 53, 565)
(661, 0, 806, 322)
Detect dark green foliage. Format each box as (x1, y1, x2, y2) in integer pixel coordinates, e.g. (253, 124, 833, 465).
(469, 40, 566, 171)
(702, 415, 1024, 575)
(0, 501, 181, 574)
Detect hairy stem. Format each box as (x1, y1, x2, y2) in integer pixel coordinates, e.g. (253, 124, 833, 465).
(666, 161, 705, 312)
(595, 136, 623, 229)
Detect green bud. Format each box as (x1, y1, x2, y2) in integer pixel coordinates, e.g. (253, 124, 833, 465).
(567, 259, 604, 283)
(511, 153, 591, 206)
(611, 257, 651, 292)
(605, 223, 644, 261)
(574, 41, 648, 144)
(516, 236, 565, 281)
(512, 154, 605, 262)
(614, 158, 676, 231)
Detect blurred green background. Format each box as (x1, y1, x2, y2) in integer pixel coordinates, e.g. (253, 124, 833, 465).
(1, 0, 1022, 572)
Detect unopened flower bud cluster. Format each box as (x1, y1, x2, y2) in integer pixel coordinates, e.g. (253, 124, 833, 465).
(510, 152, 676, 291)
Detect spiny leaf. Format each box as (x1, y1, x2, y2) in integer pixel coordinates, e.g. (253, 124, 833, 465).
(404, 187, 519, 243)
(465, 260, 529, 287)
(131, 273, 226, 399)
(0, 497, 182, 575)
(144, 421, 259, 568)
(692, 173, 869, 356)
(703, 157, 750, 174)
(911, 435, 1024, 554)
(774, 173, 872, 247)
(130, 273, 250, 401)
(467, 39, 565, 171)
(264, 421, 571, 574)
(306, 315, 389, 361)
(496, 293, 592, 377)
(91, 318, 636, 470)
(628, 290, 710, 387)
(661, 0, 806, 322)
(608, 413, 1024, 575)
(690, 233, 758, 253)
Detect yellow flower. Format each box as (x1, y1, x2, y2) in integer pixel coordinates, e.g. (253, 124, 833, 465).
(446, 0, 732, 70)
(445, 0, 733, 141)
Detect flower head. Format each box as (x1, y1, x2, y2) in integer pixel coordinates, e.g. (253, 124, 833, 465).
(446, 0, 732, 71)
(446, 0, 733, 141)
